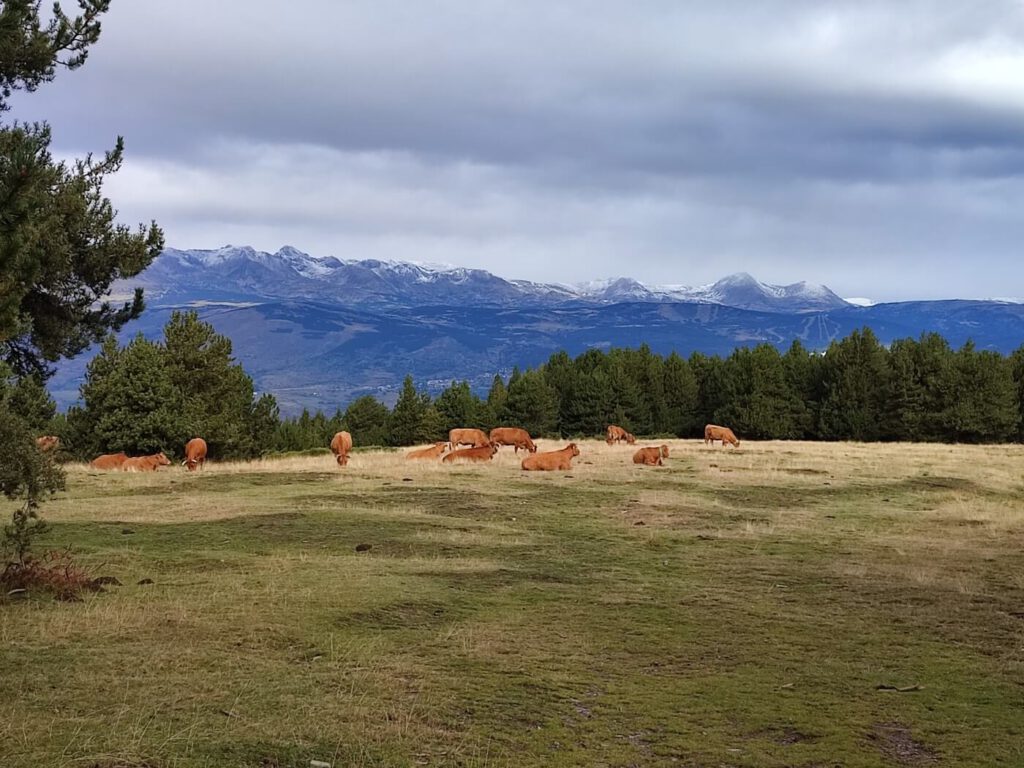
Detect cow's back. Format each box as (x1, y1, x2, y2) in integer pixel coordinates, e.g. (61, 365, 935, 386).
(407, 442, 447, 459)
(90, 452, 128, 470)
(449, 428, 489, 447)
(443, 445, 495, 463)
(522, 444, 577, 471)
(633, 447, 662, 465)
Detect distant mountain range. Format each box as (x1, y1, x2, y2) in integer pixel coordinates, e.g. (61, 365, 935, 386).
(130, 246, 852, 313)
(50, 245, 1024, 414)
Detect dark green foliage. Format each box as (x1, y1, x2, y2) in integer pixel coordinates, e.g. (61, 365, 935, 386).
(0, 1, 109, 110)
(0, 1, 157, 571)
(388, 375, 438, 446)
(435, 381, 488, 432)
(0, 2, 163, 376)
(68, 313, 278, 459)
(5, 371, 55, 432)
(939, 343, 1018, 443)
(341, 396, 391, 447)
(163, 311, 264, 458)
(71, 334, 179, 456)
(1011, 346, 1024, 442)
(715, 345, 805, 439)
(818, 328, 890, 441)
(195, 324, 1024, 449)
(662, 352, 699, 437)
(486, 374, 509, 424)
(0, 364, 63, 564)
(504, 369, 559, 437)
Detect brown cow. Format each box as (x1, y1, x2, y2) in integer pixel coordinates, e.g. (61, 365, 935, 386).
(704, 424, 740, 448)
(442, 443, 498, 463)
(121, 452, 172, 472)
(406, 442, 448, 460)
(606, 425, 636, 445)
(448, 428, 490, 449)
(633, 445, 670, 466)
(489, 427, 537, 453)
(90, 452, 129, 470)
(521, 443, 580, 471)
(330, 431, 353, 466)
(183, 437, 208, 471)
(35, 435, 60, 452)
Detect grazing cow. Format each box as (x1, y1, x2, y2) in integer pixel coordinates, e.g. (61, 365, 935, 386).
(330, 431, 353, 467)
(605, 425, 636, 445)
(489, 427, 537, 453)
(183, 437, 207, 471)
(121, 452, 172, 472)
(521, 443, 580, 471)
(633, 445, 670, 466)
(406, 442, 448, 460)
(90, 452, 129, 470)
(35, 435, 60, 452)
(442, 443, 498, 463)
(448, 428, 490, 450)
(704, 424, 741, 448)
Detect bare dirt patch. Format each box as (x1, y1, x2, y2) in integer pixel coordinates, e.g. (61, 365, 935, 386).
(868, 722, 940, 765)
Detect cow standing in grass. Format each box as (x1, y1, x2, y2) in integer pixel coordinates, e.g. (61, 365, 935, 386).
(448, 428, 490, 450)
(704, 424, 740, 448)
(489, 427, 537, 454)
(330, 431, 353, 466)
(183, 437, 207, 471)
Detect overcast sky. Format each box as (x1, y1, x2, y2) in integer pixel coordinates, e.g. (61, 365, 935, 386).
(12, 1, 1024, 300)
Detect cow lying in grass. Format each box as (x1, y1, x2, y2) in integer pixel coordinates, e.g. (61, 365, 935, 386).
(121, 452, 172, 472)
(406, 442, 449, 460)
(521, 443, 580, 471)
(90, 452, 128, 470)
(633, 445, 669, 466)
(443, 443, 498, 463)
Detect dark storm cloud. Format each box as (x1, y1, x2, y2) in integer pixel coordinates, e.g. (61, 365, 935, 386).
(11, 0, 1024, 300)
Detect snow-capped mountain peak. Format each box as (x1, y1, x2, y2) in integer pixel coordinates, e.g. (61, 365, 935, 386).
(134, 246, 850, 313)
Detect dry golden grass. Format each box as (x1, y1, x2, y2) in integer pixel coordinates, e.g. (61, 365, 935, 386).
(3, 439, 1024, 767)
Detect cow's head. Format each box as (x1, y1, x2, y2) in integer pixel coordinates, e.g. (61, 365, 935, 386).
(660, 445, 670, 458)
(154, 452, 171, 466)
(569, 443, 580, 457)
(527, 440, 537, 453)
(489, 442, 499, 455)
(626, 433, 636, 444)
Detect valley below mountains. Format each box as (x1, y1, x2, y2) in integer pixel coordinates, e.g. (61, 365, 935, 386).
(50, 246, 1024, 414)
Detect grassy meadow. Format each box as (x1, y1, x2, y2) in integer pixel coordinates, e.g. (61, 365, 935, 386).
(1, 439, 1023, 767)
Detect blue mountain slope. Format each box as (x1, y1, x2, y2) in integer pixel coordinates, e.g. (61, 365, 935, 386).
(48, 296, 1024, 415)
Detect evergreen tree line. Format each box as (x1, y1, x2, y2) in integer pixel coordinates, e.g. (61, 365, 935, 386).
(53, 312, 279, 461)
(37, 324, 1024, 458)
(271, 328, 1024, 450)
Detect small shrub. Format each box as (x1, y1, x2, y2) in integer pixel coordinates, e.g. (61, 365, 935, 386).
(1, 549, 97, 601)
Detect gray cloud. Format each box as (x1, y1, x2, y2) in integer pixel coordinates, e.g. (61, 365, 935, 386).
(12, 0, 1024, 300)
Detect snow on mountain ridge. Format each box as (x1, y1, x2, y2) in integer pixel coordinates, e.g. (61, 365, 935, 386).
(154, 246, 848, 311)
